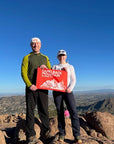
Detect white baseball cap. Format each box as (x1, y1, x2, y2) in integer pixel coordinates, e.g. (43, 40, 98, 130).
(30, 37, 41, 44)
(57, 50, 67, 56)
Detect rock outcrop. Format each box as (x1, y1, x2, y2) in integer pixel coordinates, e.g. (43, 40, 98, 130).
(0, 112, 114, 144)
(84, 111, 114, 140)
(0, 130, 6, 144)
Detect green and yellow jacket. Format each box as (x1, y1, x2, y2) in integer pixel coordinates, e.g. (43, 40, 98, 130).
(21, 52, 51, 88)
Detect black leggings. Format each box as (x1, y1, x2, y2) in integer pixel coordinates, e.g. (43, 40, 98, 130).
(26, 87, 49, 138)
(53, 91, 80, 138)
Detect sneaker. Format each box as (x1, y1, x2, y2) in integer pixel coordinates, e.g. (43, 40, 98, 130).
(44, 130, 51, 139)
(40, 129, 52, 143)
(52, 132, 59, 142)
(52, 133, 65, 142)
(74, 136, 82, 144)
(58, 135, 65, 142)
(26, 135, 38, 144)
(40, 129, 51, 139)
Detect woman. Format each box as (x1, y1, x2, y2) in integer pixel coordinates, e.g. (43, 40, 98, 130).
(52, 50, 82, 144)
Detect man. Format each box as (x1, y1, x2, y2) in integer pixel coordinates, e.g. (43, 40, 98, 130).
(21, 37, 51, 144)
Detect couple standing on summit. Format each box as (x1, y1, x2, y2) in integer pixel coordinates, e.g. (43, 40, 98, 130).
(21, 37, 82, 144)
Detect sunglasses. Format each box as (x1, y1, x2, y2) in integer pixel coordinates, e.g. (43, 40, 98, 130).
(58, 54, 66, 56)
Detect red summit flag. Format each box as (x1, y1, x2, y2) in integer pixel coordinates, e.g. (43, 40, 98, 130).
(36, 68, 67, 92)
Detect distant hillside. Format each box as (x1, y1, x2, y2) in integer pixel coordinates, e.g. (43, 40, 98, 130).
(0, 96, 26, 114)
(0, 95, 114, 116)
(0, 95, 55, 116)
(76, 89, 114, 93)
(77, 98, 114, 115)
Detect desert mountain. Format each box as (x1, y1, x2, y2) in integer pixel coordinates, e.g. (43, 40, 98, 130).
(77, 98, 114, 115)
(0, 95, 114, 115)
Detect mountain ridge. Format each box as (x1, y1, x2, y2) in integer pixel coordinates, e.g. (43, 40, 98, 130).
(77, 98, 114, 115)
(0, 94, 114, 115)
(0, 88, 114, 97)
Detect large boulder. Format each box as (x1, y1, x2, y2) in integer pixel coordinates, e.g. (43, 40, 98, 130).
(84, 111, 114, 140)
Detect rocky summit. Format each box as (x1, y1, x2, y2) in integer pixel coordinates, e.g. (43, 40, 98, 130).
(0, 112, 114, 144)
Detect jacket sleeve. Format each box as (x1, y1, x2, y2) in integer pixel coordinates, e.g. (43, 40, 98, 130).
(21, 55, 32, 88)
(46, 56, 51, 69)
(68, 65, 76, 91)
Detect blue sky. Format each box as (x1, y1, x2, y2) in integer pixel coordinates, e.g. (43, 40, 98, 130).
(0, 0, 114, 94)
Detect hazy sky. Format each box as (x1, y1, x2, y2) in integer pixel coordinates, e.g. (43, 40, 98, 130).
(0, 0, 114, 94)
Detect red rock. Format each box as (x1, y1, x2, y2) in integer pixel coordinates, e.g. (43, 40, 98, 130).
(84, 112, 114, 140)
(0, 130, 6, 144)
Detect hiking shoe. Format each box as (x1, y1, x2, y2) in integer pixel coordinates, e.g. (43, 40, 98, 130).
(40, 129, 52, 143)
(26, 135, 38, 144)
(52, 132, 59, 142)
(45, 129, 51, 139)
(52, 133, 65, 142)
(58, 135, 65, 142)
(74, 136, 82, 144)
(40, 129, 51, 139)
(74, 139, 82, 144)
